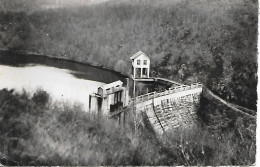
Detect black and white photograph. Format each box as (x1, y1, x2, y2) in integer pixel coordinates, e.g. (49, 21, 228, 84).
(0, 0, 257, 166)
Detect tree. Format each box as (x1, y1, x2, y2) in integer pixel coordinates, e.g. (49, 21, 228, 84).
(114, 59, 127, 73)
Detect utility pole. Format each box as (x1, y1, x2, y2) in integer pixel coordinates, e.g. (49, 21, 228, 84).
(133, 77, 137, 134)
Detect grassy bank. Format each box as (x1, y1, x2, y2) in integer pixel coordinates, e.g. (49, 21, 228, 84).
(0, 0, 257, 109)
(0, 89, 256, 165)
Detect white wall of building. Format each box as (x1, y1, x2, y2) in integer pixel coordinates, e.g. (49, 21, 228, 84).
(132, 54, 150, 78)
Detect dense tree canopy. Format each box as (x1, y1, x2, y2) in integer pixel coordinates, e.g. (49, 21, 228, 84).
(0, 0, 257, 109)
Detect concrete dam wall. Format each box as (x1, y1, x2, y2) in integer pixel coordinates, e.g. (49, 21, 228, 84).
(135, 84, 203, 134)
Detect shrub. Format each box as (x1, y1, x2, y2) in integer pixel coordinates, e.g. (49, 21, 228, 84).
(32, 89, 50, 107)
(0, 88, 256, 165)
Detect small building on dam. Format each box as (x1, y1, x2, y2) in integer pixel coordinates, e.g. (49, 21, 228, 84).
(89, 51, 203, 134)
(89, 80, 129, 115)
(130, 51, 150, 79)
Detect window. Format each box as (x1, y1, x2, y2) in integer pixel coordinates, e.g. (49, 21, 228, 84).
(143, 68, 147, 75)
(137, 60, 141, 65)
(144, 60, 147, 65)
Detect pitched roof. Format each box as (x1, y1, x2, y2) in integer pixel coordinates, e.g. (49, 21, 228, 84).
(130, 51, 150, 60)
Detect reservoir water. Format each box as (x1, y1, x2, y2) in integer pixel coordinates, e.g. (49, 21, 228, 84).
(0, 51, 126, 111)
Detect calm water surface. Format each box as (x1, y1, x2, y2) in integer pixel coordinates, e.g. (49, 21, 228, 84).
(0, 51, 127, 111)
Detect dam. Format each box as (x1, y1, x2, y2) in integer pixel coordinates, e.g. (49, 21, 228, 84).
(89, 51, 203, 134)
(134, 83, 202, 134)
(0, 50, 203, 135)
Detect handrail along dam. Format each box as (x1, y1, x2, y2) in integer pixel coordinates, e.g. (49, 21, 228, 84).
(89, 51, 255, 135)
(134, 83, 202, 134)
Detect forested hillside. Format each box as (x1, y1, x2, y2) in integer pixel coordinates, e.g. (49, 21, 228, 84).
(0, 89, 256, 165)
(0, 0, 257, 109)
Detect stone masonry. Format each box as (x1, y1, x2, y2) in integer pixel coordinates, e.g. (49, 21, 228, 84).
(134, 83, 202, 134)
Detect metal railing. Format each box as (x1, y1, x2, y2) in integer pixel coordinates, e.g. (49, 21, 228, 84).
(132, 82, 202, 104)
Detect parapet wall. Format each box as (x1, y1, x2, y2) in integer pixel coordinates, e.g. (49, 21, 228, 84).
(135, 84, 202, 134)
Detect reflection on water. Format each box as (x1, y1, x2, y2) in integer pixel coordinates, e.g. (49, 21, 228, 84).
(0, 64, 105, 111)
(0, 51, 127, 111)
(0, 51, 127, 84)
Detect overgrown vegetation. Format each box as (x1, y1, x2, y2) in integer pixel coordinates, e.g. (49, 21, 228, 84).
(0, 89, 256, 165)
(0, 0, 257, 109)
